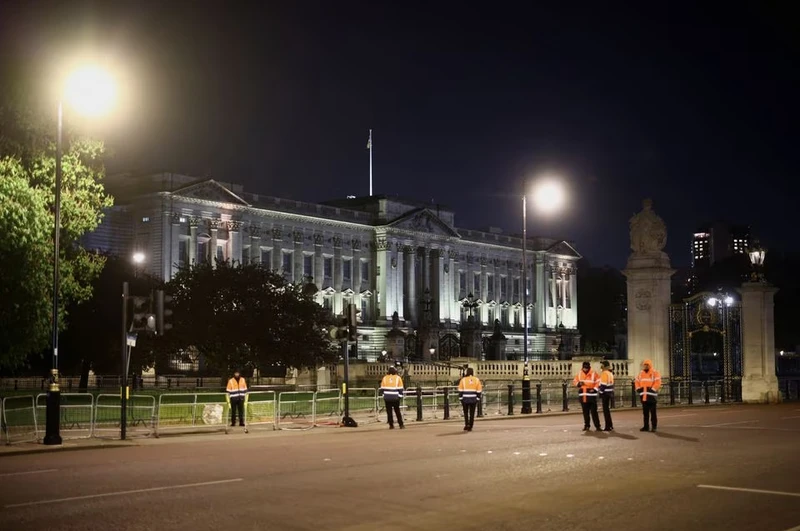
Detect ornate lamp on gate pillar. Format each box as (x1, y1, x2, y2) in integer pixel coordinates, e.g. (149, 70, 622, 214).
(740, 243, 780, 403)
(623, 199, 675, 376)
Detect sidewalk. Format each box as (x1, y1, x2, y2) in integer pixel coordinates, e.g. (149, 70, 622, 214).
(1, 401, 740, 457)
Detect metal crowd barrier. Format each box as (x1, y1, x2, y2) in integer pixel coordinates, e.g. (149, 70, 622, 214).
(154, 392, 229, 437)
(277, 391, 316, 430)
(93, 394, 156, 438)
(347, 388, 380, 424)
(35, 393, 94, 440)
(2, 396, 38, 445)
(313, 390, 342, 427)
(245, 391, 277, 431)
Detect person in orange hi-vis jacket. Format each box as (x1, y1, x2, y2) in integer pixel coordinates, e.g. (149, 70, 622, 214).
(226, 369, 248, 427)
(634, 359, 661, 432)
(572, 361, 601, 432)
(457, 368, 483, 432)
(598, 360, 615, 431)
(380, 366, 405, 429)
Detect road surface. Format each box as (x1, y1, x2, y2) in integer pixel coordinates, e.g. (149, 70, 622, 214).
(2, 404, 799, 531)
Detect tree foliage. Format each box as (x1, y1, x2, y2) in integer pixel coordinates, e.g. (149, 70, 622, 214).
(146, 262, 337, 374)
(0, 93, 113, 371)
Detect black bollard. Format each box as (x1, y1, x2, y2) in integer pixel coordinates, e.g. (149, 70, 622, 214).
(477, 393, 484, 418)
(535, 383, 542, 414)
(507, 384, 514, 415)
(688, 381, 693, 405)
(669, 380, 675, 406)
(703, 381, 710, 404)
(416, 385, 423, 422)
(562, 381, 568, 412)
(443, 387, 450, 420)
(631, 380, 637, 408)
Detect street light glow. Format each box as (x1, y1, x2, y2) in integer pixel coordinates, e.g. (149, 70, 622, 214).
(531, 178, 566, 215)
(132, 252, 145, 264)
(724, 296, 734, 306)
(64, 66, 116, 116)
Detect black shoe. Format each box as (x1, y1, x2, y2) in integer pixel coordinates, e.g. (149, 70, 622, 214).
(464, 426, 469, 431)
(399, 425, 405, 429)
(582, 426, 590, 431)
(595, 427, 603, 432)
(239, 424, 245, 427)
(604, 427, 614, 432)
(230, 424, 236, 427)
(389, 425, 395, 429)
(651, 428, 657, 433)
(640, 427, 649, 432)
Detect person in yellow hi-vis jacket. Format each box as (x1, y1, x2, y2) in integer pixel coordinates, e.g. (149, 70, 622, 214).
(598, 360, 615, 431)
(226, 369, 248, 428)
(380, 367, 404, 429)
(457, 368, 483, 432)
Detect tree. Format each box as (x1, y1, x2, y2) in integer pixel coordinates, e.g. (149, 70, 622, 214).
(147, 262, 337, 375)
(0, 89, 113, 371)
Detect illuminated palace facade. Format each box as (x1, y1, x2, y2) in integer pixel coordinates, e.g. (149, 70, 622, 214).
(85, 173, 582, 361)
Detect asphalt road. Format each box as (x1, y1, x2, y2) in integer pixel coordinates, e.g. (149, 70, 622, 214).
(2, 404, 800, 531)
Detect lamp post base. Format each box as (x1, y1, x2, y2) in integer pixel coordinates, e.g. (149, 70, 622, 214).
(43, 386, 62, 445)
(521, 377, 532, 414)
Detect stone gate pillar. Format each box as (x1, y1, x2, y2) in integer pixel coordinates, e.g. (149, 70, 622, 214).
(740, 281, 780, 403)
(623, 199, 674, 375)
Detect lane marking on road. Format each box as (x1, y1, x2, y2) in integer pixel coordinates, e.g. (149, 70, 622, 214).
(4, 478, 244, 509)
(538, 453, 547, 456)
(779, 525, 800, 531)
(0, 469, 58, 478)
(701, 420, 759, 427)
(697, 485, 800, 498)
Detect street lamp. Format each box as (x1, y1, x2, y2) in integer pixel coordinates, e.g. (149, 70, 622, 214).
(748, 242, 766, 282)
(521, 177, 567, 414)
(45, 65, 116, 446)
(132, 252, 145, 264)
(429, 346, 436, 360)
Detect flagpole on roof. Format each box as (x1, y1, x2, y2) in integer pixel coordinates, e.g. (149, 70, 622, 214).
(367, 129, 373, 196)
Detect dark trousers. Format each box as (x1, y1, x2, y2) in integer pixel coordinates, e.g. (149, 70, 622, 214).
(642, 399, 658, 429)
(601, 394, 614, 429)
(230, 398, 244, 426)
(462, 402, 476, 428)
(581, 400, 601, 429)
(385, 400, 403, 427)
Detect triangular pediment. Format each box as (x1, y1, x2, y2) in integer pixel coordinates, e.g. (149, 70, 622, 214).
(387, 208, 460, 237)
(546, 240, 582, 259)
(172, 179, 251, 206)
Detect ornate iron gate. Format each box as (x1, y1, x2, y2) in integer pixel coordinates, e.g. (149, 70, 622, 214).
(404, 332, 419, 361)
(438, 333, 460, 361)
(669, 292, 743, 401)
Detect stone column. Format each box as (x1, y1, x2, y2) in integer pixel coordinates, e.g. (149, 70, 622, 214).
(209, 221, 219, 268)
(740, 282, 780, 403)
(375, 237, 390, 321)
(333, 235, 343, 315)
(189, 218, 199, 266)
(405, 246, 417, 325)
(447, 250, 457, 321)
(623, 199, 674, 376)
(229, 221, 242, 265)
(272, 227, 283, 272)
(250, 227, 261, 264)
(535, 254, 545, 330)
(170, 214, 180, 277)
(480, 257, 488, 324)
(314, 234, 324, 290)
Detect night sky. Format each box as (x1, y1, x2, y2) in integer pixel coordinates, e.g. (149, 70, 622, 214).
(1, 2, 797, 269)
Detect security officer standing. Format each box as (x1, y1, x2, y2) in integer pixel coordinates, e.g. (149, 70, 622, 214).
(380, 366, 405, 429)
(635, 359, 661, 432)
(226, 369, 248, 428)
(598, 360, 615, 431)
(572, 361, 601, 431)
(457, 368, 483, 431)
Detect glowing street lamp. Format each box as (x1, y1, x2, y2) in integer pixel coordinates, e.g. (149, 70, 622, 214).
(521, 177, 567, 414)
(45, 65, 117, 447)
(748, 242, 766, 282)
(132, 252, 146, 264)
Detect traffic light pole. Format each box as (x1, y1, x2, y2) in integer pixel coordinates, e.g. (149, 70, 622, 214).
(121, 282, 129, 440)
(341, 339, 357, 427)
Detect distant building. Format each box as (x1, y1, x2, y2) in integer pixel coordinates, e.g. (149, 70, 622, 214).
(84, 172, 582, 364)
(691, 222, 751, 269)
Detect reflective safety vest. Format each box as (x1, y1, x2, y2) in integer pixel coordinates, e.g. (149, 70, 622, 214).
(635, 369, 662, 402)
(572, 369, 600, 403)
(599, 369, 615, 395)
(226, 377, 248, 400)
(457, 376, 483, 405)
(380, 374, 404, 401)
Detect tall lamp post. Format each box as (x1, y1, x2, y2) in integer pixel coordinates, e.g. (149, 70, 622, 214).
(44, 65, 116, 446)
(521, 178, 566, 414)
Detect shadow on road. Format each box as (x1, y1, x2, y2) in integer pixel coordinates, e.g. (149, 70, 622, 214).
(606, 431, 639, 441)
(653, 431, 700, 443)
(436, 431, 470, 437)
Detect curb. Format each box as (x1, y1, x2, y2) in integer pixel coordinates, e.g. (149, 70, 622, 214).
(1, 441, 139, 458)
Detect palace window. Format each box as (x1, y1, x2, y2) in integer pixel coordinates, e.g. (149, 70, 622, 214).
(261, 249, 272, 268)
(303, 254, 313, 279)
(361, 260, 370, 282)
(178, 240, 188, 268)
(282, 252, 293, 280)
(324, 257, 333, 279)
(474, 273, 481, 296)
(459, 271, 466, 294)
(343, 259, 352, 282)
(487, 274, 495, 300)
(197, 240, 208, 263)
(500, 276, 507, 300)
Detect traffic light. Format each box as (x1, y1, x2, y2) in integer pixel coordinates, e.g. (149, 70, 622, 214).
(155, 289, 173, 335)
(328, 317, 349, 341)
(131, 294, 156, 334)
(347, 303, 359, 342)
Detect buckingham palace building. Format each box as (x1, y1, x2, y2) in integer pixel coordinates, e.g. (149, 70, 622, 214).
(85, 172, 582, 361)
